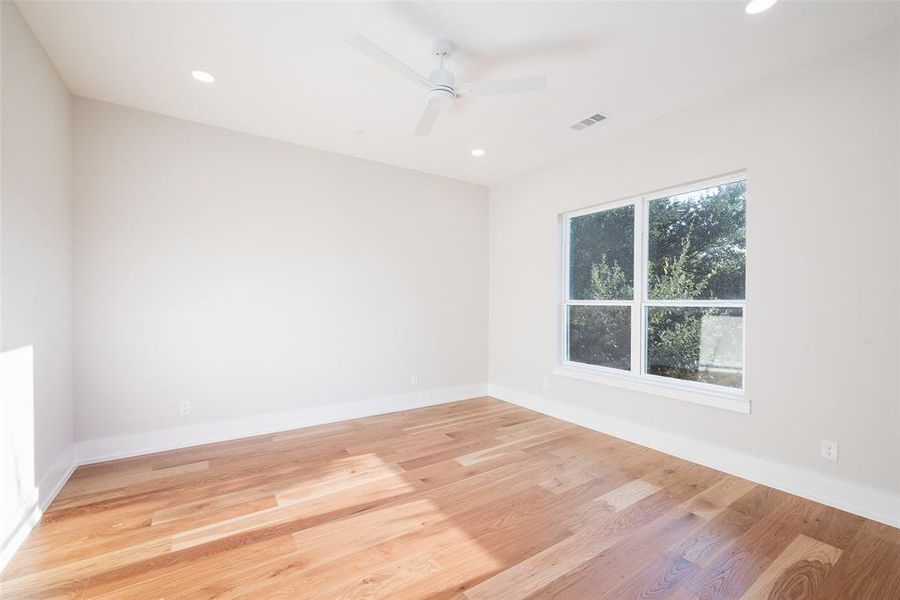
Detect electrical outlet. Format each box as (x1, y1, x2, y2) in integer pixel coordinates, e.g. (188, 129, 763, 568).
(410, 374, 419, 386)
(542, 376, 551, 390)
(820, 439, 838, 462)
(179, 400, 192, 416)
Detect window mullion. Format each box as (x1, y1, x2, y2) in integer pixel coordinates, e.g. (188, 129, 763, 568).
(561, 216, 571, 364)
(631, 200, 645, 376)
(565, 299, 633, 307)
(643, 299, 746, 308)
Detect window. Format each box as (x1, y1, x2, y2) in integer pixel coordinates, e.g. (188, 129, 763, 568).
(561, 175, 747, 401)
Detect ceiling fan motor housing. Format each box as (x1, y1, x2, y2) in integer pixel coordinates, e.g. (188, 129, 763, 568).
(427, 68, 456, 110)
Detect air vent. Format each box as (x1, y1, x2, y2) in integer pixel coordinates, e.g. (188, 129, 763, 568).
(570, 113, 606, 131)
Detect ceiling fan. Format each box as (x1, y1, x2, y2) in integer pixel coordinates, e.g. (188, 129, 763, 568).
(348, 36, 547, 137)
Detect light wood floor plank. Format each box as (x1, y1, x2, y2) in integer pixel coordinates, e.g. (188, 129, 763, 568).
(737, 533, 841, 600)
(2, 397, 897, 599)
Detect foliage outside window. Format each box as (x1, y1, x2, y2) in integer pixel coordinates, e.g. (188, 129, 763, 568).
(563, 176, 746, 393)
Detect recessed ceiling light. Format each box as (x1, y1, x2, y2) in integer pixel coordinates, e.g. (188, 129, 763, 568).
(471, 148, 485, 157)
(745, 0, 778, 14)
(191, 70, 215, 83)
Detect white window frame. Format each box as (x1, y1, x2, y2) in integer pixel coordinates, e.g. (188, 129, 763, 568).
(556, 172, 750, 414)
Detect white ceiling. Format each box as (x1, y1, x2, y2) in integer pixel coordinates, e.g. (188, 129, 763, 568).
(17, 1, 899, 185)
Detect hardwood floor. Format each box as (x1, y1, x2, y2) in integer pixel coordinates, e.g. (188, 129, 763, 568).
(2, 397, 899, 599)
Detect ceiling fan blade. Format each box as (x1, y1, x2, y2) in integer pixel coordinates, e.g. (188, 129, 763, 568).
(348, 35, 430, 89)
(457, 75, 547, 97)
(413, 106, 440, 137)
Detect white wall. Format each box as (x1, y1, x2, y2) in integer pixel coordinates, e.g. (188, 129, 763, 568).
(73, 98, 488, 445)
(2, 5, 897, 543)
(1, 0, 74, 562)
(489, 30, 900, 496)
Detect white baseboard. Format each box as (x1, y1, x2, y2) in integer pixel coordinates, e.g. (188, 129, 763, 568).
(490, 384, 900, 528)
(1, 446, 76, 574)
(4, 380, 894, 576)
(37, 445, 78, 511)
(0, 489, 40, 576)
(77, 382, 490, 465)
(3, 383, 488, 573)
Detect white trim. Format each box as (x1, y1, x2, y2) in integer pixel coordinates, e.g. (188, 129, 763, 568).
(632, 199, 645, 376)
(565, 299, 633, 307)
(560, 173, 748, 402)
(2, 382, 896, 575)
(642, 299, 745, 308)
(36, 445, 78, 511)
(0, 490, 40, 575)
(1, 446, 76, 574)
(3, 384, 487, 571)
(639, 195, 650, 376)
(562, 170, 748, 225)
(554, 364, 750, 414)
(490, 384, 900, 528)
(76, 383, 489, 464)
(643, 171, 748, 203)
(565, 196, 638, 218)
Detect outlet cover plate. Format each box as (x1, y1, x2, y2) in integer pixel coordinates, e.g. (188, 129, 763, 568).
(820, 439, 838, 462)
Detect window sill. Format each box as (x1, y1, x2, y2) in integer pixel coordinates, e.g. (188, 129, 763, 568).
(552, 365, 751, 414)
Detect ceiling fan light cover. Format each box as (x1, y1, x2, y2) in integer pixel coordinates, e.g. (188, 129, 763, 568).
(745, 0, 778, 14)
(427, 88, 455, 110)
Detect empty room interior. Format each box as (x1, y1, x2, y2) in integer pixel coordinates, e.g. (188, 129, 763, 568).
(2, 0, 900, 597)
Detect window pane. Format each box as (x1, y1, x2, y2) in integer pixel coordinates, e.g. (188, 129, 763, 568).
(648, 180, 746, 300)
(568, 305, 631, 371)
(646, 307, 743, 389)
(569, 205, 634, 300)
